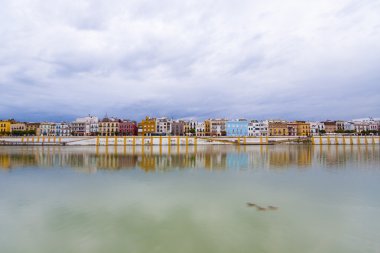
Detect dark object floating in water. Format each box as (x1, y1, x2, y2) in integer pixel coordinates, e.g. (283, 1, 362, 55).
(256, 206, 267, 211)
(247, 202, 279, 211)
(267, 205, 278, 210)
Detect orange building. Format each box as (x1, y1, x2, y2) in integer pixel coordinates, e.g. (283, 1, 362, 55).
(268, 122, 289, 136)
(287, 121, 311, 136)
(139, 116, 156, 136)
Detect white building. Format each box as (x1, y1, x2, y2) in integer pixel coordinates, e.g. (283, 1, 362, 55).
(196, 122, 205, 136)
(343, 121, 355, 131)
(54, 122, 71, 136)
(309, 122, 325, 135)
(156, 117, 172, 136)
(353, 117, 380, 133)
(248, 120, 268, 136)
(39, 122, 55, 136)
(71, 116, 99, 136)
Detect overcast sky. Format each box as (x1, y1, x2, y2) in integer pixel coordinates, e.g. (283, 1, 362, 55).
(1, 0, 379, 121)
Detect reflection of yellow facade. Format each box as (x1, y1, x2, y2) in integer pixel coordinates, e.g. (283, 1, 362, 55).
(268, 146, 312, 168)
(139, 155, 156, 171)
(0, 154, 11, 169)
(139, 117, 156, 136)
(0, 121, 11, 134)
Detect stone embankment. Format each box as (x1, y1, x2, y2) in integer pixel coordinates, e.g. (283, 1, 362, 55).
(0, 136, 378, 146)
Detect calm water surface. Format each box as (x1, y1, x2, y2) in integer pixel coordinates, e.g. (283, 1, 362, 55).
(0, 145, 379, 253)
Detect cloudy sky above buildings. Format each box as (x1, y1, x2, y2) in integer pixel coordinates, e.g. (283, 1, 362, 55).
(0, 0, 379, 121)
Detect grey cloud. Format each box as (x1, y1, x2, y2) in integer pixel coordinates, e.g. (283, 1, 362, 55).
(0, 0, 380, 122)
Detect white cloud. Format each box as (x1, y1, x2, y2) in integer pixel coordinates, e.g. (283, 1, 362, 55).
(0, 0, 379, 121)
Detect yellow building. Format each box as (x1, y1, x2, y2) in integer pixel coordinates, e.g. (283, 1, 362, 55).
(139, 116, 156, 136)
(204, 119, 227, 136)
(288, 121, 311, 136)
(204, 120, 211, 136)
(26, 123, 40, 133)
(99, 118, 119, 136)
(268, 122, 289, 136)
(0, 120, 11, 135)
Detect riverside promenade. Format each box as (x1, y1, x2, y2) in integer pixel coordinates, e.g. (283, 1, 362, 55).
(0, 136, 379, 146)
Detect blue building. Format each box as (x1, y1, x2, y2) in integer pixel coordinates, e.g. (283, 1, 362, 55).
(226, 119, 248, 136)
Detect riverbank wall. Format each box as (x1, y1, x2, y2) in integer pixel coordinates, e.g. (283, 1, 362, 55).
(0, 136, 379, 146)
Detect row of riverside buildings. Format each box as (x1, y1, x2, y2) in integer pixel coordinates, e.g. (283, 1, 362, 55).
(1, 116, 380, 137)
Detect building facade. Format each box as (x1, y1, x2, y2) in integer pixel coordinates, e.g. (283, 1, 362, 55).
(172, 121, 185, 136)
(205, 119, 227, 136)
(249, 120, 268, 136)
(26, 123, 40, 134)
(156, 117, 172, 136)
(0, 120, 11, 135)
(268, 122, 289, 136)
(54, 123, 71, 136)
(99, 117, 119, 136)
(139, 117, 156, 136)
(10, 123, 26, 133)
(322, 121, 337, 133)
(184, 120, 197, 136)
(196, 122, 206, 136)
(226, 119, 248, 136)
(71, 116, 99, 136)
(39, 123, 55, 136)
(119, 120, 138, 136)
(309, 122, 325, 135)
(287, 121, 310, 136)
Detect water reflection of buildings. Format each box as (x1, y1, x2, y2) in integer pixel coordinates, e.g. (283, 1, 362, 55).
(0, 145, 379, 172)
(267, 146, 312, 168)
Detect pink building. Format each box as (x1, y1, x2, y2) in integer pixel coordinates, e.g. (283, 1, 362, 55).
(119, 120, 138, 136)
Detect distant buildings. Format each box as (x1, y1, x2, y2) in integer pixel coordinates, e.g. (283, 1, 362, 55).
(139, 116, 156, 136)
(322, 121, 337, 134)
(10, 123, 26, 133)
(226, 119, 248, 137)
(352, 118, 379, 133)
(0, 120, 11, 134)
(172, 120, 185, 136)
(156, 117, 172, 136)
(40, 122, 55, 136)
(119, 120, 137, 136)
(248, 120, 268, 136)
(205, 119, 227, 136)
(268, 121, 289, 136)
(196, 122, 206, 136)
(99, 117, 119, 136)
(71, 116, 98, 136)
(0, 115, 379, 137)
(287, 121, 310, 136)
(184, 120, 197, 136)
(310, 122, 324, 135)
(26, 123, 40, 134)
